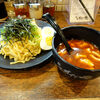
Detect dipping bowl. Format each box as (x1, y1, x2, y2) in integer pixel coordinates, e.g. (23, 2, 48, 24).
(52, 26, 100, 79)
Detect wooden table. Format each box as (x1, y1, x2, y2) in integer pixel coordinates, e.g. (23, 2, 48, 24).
(0, 12, 100, 100)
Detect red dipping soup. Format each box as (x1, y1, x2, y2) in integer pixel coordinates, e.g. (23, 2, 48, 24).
(57, 40, 100, 70)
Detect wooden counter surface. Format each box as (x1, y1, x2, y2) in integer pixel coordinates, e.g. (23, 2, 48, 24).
(0, 12, 100, 100)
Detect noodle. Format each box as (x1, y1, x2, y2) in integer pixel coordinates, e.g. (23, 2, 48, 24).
(0, 19, 42, 64)
(0, 37, 41, 64)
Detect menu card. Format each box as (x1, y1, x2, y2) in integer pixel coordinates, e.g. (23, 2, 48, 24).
(69, 0, 96, 24)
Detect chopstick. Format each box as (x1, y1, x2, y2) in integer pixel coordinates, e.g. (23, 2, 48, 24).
(79, 0, 94, 22)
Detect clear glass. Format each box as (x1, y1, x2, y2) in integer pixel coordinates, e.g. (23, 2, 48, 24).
(66, 0, 100, 25)
(29, 0, 43, 19)
(13, 0, 29, 18)
(43, 0, 55, 16)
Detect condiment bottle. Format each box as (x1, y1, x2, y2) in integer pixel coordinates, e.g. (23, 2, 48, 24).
(0, 0, 8, 22)
(43, 0, 55, 16)
(29, 0, 43, 19)
(13, 0, 29, 18)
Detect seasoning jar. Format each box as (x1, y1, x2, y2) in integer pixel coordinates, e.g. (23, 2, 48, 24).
(43, 0, 55, 16)
(29, 0, 43, 19)
(13, 0, 29, 18)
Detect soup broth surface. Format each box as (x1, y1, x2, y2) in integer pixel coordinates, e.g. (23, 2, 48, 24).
(57, 40, 100, 70)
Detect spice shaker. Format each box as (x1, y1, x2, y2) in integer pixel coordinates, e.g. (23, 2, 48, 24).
(29, 0, 43, 19)
(43, 0, 55, 16)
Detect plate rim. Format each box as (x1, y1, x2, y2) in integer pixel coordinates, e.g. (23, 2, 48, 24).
(0, 20, 53, 69)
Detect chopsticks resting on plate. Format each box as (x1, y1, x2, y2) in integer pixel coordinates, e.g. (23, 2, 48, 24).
(79, 0, 94, 22)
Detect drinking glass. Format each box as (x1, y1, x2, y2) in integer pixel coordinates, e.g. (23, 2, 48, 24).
(13, 0, 29, 18)
(4, 0, 15, 18)
(29, 0, 43, 19)
(43, 0, 55, 16)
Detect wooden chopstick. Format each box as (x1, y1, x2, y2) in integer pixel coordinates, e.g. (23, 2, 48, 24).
(79, 0, 94, 22)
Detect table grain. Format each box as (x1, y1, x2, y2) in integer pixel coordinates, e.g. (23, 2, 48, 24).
(0, 11, 100, 100)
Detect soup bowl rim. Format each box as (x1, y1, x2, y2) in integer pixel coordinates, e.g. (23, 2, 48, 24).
(52, 26, 100, 72)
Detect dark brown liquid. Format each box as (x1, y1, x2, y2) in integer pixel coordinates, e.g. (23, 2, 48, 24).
(43, 6, 55, 16)
(0, 1, 8, 19)
(57, 40, 100, 70)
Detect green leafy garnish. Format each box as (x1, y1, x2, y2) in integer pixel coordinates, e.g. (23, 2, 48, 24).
(0, 18, 40, 42)
(0, 18, 41, 56)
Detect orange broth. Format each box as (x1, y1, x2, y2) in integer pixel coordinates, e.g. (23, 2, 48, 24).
(57, 40, 100, 70)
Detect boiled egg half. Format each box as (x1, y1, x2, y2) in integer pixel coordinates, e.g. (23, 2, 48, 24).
(40, 26, 55, 50)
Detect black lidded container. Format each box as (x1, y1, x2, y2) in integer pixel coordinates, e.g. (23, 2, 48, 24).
(52, 26, 100, 80)
(0, 0, 8, 21)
